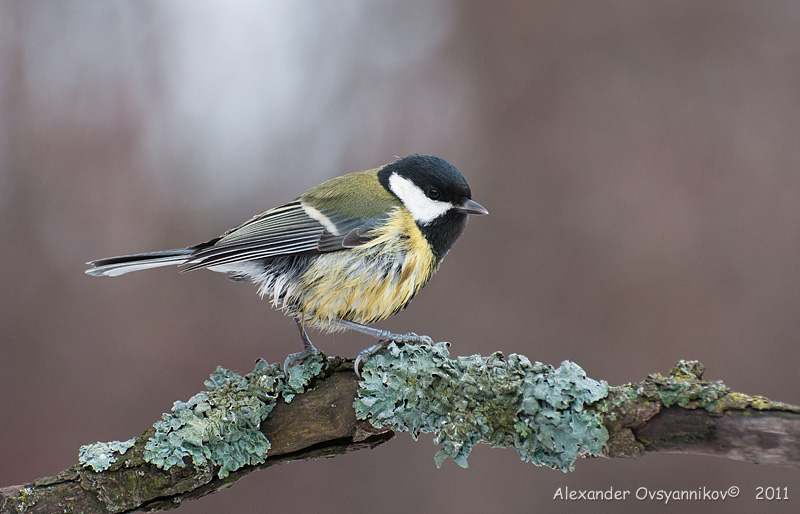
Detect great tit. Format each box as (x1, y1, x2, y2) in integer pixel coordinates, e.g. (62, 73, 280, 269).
(86, 154, 487, 373)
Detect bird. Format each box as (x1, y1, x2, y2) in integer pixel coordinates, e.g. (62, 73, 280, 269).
(86, 154, 487, 374)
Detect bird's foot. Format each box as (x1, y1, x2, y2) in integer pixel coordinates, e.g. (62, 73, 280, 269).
(283, 345, 321, 374)
(354, 331, 434, 378)
(284, 318, 322, 375)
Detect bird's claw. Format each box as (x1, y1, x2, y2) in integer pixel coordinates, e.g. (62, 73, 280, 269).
(354, 344, 382, 379)
(354, 331, 434, 378)
(283, 346, 320, 375)
(380, 331, 433, 346)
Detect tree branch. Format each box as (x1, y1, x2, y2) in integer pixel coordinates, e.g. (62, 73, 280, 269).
(602, 360, 800, 465)
(2, 348, 798, 514)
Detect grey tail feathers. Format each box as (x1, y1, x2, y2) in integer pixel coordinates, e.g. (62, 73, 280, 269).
(85, 248, 196, 277)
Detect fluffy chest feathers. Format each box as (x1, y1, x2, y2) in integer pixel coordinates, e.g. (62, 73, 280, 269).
(256, 206, 438, 329)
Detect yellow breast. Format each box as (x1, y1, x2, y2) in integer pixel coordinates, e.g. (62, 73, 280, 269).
(283, 207, 437, 330)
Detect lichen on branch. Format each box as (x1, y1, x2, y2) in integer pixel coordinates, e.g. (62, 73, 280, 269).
(79, 355, 324, 479)
(7, 346, 798, 514)
(354, 342, 609, 470)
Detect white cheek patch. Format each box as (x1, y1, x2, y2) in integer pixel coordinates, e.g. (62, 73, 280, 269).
(389, 173, 453, 224)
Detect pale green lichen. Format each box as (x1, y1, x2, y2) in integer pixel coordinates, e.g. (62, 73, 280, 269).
(650, 360, 730, 410)
(79, 438, 136, 472)
(354, 343, 609, 471)
(79, 356, 325, 479)
(283, 355, 325, 403)
(142, 356, 323, 478)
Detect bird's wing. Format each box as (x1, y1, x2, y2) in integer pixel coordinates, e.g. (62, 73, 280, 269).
(182, 201, 382, 270)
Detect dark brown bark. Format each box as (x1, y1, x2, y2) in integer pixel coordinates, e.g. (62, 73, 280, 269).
(633, 407, 800, 466)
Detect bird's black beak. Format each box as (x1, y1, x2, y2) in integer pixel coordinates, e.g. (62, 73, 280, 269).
(455, 199, 488, 216)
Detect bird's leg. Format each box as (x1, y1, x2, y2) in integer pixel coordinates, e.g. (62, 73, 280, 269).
(336, 319, 434, 377)
(283, 318, 321, 372)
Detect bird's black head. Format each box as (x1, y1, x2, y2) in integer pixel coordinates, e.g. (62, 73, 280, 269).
(378, 155, 487, 259)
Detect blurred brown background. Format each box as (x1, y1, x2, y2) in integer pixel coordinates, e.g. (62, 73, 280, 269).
(2, 2, 799, 513)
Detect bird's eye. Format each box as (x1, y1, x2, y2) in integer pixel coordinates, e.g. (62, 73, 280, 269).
(427, 188, 441, 200)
